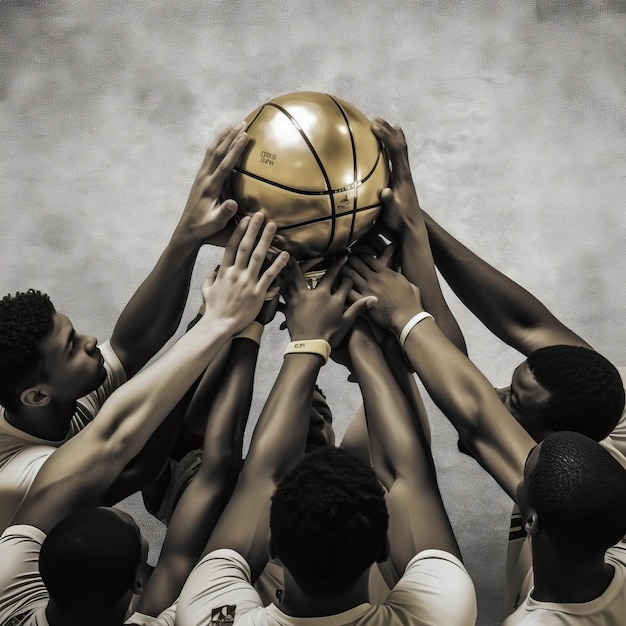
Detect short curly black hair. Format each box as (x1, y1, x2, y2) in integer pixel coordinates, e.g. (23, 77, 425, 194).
(528, 431, 626, 551)
(40, 507, 142, 609)
(526, 345, 625, 441)
(270, 446, 388, 596)
(0, 290, 56, 410)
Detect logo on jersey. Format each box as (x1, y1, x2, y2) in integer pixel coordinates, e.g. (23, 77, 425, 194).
(211, 605, 236, 624)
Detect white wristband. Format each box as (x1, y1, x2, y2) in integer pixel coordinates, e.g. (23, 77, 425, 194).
(399, 312, 434, 346)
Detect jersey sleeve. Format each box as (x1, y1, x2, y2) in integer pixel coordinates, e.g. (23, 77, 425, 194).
(176, 549, 265, 626)
(0, 525, 49, 625)
(0, 446, 55, 533)
(384, 549, 477, 626)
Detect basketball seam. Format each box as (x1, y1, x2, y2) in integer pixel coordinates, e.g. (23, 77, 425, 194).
(276, 202, 383, 232)
(232, 153, 382, 195)
(264, 102, 337, 254)
(328, 95, 358, 251)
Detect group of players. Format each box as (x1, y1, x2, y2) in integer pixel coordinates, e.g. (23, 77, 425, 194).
(1, 119, 625, 626)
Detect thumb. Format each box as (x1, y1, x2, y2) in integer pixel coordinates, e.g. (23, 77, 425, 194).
(343, 296, 378, 326)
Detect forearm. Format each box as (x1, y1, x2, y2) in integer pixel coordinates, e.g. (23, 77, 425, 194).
(111, 237, 200, 377)
(401, 219, 467, 355)
(349, 325, 427, 489)
(423, 212, 586, 354)
(245, 353, 322, 480)
(97, 315, 234, 466)
(203, 353, 323, 580)
(379, 330, 432, 445)
(400, 316, 534, 499)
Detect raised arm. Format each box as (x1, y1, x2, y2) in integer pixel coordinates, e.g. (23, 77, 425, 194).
(344, 252, 536, 500)
(111, 124, 250, 377)
(11, 215, 289, 534)
(423, 211, 592, 355)
(371, 119, 467, 355)
(348, 319, 461, 575)
(202, 257, 375, 581)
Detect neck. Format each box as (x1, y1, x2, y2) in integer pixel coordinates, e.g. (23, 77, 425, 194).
(278, 568, 370, 618)
(531, 533, 614, 603)
(5, 400, 77, 441)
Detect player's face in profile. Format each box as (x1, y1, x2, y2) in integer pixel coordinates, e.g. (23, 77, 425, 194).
(36, 312, 107, 402)
(495, 361, 552, 441)
(305, 388, 335, 453)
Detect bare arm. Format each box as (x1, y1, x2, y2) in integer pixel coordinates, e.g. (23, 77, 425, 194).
(11, 215, 289, 534)
(344, 253, 536, 501)
(111, 125, 250, 377)
(136, 335, 260, 616)
(423, 211, 592, 355)
(371, 119, 467, 355)
(348, 321, 461, 575)
(203, 258, 376, 581)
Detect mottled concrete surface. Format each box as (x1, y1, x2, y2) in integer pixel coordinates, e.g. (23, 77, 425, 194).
(1, 1, 625, 624)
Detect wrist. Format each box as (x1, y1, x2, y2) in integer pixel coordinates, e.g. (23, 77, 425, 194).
(284, 339, 331, 364)
(234, 321, 264, 345)
(399, 311, 434, 346)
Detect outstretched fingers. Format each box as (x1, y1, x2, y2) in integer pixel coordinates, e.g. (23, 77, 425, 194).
(202, 122, 247, 175)
(221, 216, 251, 268)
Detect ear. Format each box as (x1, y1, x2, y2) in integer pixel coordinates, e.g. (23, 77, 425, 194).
(20, 387, 51, 407)
(131, 563, 145, 595)
(523, 511, 539, 536)
(377, 535, 391, 563)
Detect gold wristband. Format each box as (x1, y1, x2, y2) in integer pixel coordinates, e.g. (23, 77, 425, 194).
(284, 339, 331, 364)
(234, 321, 264, 345)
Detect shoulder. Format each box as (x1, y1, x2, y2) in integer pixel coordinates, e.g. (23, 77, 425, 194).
(0, 525, 49, 625)
(176, 549, 265, 626)
(384, 549, 477, 624)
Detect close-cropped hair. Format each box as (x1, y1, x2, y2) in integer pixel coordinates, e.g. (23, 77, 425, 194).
(39, 507, 142, 609)
(526, 345, 625, 441)
(270, 446, 388, 597)
(0, 290, 56, 410)
(528, 431, 626, 551)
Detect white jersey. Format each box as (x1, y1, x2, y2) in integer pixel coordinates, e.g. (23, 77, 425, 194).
(0, 524, 175, 626)
(503, 540, 626, 625)
(0, 341, 126, 532)
(176, 548, 477, 626)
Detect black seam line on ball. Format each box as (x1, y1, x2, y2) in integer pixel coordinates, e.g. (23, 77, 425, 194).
(275, 202, 383, 232)
(232, 151, 381, 196)
(245, 105, 265, 132)
(265, 101, 337, 253)
(328, 95, 359, 253)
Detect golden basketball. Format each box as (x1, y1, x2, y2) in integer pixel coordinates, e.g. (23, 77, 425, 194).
(228, 92, 390, 260)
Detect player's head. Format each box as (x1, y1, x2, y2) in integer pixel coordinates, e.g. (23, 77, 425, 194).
(39, 507, 148, 613)
(305, 385, 335, 452)
(516, 431, 626, 553)
(270, 446, 388, 597)
(0, 290, 106, 411)
(496, 345, 624, 442)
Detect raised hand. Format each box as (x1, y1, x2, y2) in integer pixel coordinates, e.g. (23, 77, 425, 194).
(174, 123, 250, 247)
(371, 118, 424, 235)
(201, 213, 289, 334)
(281, 256, 376, 346)
(343, 248, 424, 335)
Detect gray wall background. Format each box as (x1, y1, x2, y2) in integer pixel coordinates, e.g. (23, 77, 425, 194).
(1, 1, 625, 624)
